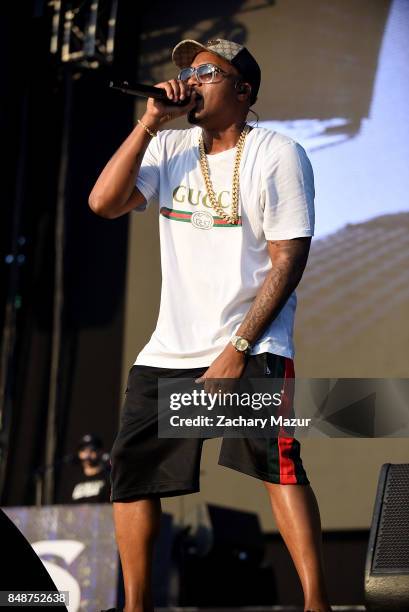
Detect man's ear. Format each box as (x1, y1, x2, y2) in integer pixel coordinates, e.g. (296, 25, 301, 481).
(235, 80, 252, 101)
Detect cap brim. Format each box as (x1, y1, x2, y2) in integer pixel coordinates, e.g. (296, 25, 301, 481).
(172, 39, 211, 68)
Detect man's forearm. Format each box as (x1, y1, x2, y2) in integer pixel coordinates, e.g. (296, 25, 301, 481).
(88, 113, 161, 218)
(235, 238, 311, 345)
(89, 80, 196, 219)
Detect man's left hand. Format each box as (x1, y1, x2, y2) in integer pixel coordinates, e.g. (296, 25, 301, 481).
(195, 343, 247, 394)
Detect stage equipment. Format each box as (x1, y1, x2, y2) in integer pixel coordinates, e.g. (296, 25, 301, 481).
(365, 463, 409, 611)
(0, 510, 63, 603)
(49, 0, 118, 67)
(178, 504, 277, 606)
(3, 505, 174, 609)
(44, 0, 118, 505)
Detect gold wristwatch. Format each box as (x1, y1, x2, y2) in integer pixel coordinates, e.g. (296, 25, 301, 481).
(231, 335, 251, 354)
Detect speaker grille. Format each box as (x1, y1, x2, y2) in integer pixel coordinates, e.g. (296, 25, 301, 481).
(373, 464, 409, 572)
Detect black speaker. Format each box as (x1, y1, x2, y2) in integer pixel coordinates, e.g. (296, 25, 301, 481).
(207, 503, 265, 563)
(0, 510, 65, 610)
(365, 463, 409, 611)
(178, 504, 277, 606)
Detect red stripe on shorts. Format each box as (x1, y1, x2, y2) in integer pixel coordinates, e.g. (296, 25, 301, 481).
(278, 357, 297, 484)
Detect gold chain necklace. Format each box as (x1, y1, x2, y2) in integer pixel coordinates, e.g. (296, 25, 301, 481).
(198, 124, 250, 225)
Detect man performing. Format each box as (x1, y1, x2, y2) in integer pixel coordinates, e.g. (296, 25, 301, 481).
(89, 39, 331, 612)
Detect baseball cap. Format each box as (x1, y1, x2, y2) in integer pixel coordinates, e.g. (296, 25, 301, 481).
(77, 433, 103, 451)
(172, 38, 261, 105)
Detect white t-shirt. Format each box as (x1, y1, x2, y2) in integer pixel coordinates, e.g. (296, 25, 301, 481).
(134, 126, 314, 369)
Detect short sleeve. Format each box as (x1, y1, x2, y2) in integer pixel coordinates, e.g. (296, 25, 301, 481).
(134, 133, 161, 211)
(262, 141, 315, 240)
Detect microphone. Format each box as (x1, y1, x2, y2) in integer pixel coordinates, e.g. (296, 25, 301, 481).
(109, 80, 192, 107)
(101, 452, 110, 464)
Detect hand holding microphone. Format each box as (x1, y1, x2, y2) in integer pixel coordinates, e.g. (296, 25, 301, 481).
(146, 79, 197, 125)
(110, 78, 198, 128)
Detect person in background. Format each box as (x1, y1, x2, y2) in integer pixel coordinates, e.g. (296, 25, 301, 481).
(58, 434, 111, 504)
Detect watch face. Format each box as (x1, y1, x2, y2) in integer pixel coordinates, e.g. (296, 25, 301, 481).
(236, 337, 249, 351)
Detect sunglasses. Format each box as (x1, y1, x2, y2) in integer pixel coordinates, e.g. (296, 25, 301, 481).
(177, 63, 235, 84)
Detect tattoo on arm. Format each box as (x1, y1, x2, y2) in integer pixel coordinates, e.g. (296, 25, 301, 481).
(236, 237, 311, 344)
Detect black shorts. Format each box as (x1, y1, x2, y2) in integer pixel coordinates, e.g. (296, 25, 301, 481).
(110, 353, 310, 502)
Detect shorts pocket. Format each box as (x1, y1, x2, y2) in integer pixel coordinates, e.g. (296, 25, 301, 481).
(263, 353, 272, 375)
(264, 353, 285, 378)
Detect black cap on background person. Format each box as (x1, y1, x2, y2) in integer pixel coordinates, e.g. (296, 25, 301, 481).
(77, 433, 103, 452)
